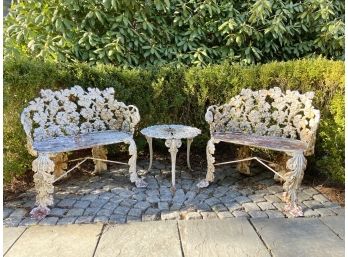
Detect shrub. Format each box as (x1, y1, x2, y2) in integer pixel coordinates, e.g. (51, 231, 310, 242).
(4, 57, 344, 184)
(4, 0, 344, 67)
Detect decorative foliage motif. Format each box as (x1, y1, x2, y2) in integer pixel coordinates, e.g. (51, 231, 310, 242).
(197, 138, 220, 188)
(165, 139, 182, 188)
(31, 153, 55, 219)
(141, 124, 201, 139)
(141, 125, 201, 188)
(21, 86, 140, 154)
(283, 151, 307, 217)
(206, 87, 320, 156)
(125, 138, 147, 188)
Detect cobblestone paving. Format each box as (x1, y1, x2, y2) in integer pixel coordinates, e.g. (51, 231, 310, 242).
(3, 160, 344, 227)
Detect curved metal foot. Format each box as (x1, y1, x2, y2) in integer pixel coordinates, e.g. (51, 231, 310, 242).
(32, 153, 55, 219)
(284, 202, 304, 217)
(30, 206, 50, 220)
(170, 186, 176, 193)
(135, 178, 148, 188)
(125, 139, 147, 188)
(205, 138, 219, 182)
(283, 151, 306, 218)
(197, 179, 210, 188)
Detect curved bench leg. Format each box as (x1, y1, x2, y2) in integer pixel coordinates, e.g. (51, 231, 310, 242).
(92, 146, 108, 173)
(51, 153, 68, 179)
(30, 153, 55, 220)
(125, 139, 148, 188)
(236, 146, 251, 175)
(283, 151, 307, 217)
(197, 138, 218, 188)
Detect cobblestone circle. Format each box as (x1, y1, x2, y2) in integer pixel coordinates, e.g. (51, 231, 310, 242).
(4, 159, 344, 227)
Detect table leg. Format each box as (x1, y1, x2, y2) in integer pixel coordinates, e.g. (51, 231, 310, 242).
(165, 139, 182, 190)
(187, 138, 193, 170)
(145, 136, 153, 170)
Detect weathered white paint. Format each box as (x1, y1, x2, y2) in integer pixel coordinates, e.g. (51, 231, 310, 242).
(141, 124, 201, 189)
(21, 86, 146, 219)
(198, 87, 320, 217)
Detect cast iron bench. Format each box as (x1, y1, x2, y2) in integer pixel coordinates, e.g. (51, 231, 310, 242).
(197, 87, 320, 217)
(21, 86, 147, 219)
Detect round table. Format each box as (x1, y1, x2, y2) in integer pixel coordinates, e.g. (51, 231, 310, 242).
(140, 124, 201, 189)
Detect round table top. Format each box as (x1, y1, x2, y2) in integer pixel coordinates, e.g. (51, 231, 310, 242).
(140, 124, 201, 139)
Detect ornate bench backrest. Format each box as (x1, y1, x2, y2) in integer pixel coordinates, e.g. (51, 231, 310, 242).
(205, 87, 320, 155)
(21, 86, 140, 154)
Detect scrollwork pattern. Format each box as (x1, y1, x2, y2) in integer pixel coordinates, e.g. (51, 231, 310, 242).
(205, 87, 320, 156)
(21, 86, 140, 154)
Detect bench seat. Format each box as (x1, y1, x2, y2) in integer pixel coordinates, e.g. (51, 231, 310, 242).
(33, 131, 133, 153)
(21, 86, 147, 219)
(213, 132, 307, 153)
(197, 87, 321, 217)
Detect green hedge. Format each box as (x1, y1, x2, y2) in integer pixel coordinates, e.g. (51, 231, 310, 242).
(4, 57, 344, 184)
(4, 0, 344, 66)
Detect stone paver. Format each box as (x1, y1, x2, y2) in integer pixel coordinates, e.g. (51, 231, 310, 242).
(5, 224, 103, 257)
(320, 215, 345, 240)
(234, 196, 252, 204)
(200, 211, 218, 220)
(265, 210, 284, 218)
(39, 217, 59, 226)
(49, 208, 67, 217)
(217, 211, 233, 219)
(94, 216, 109, 223)
(95, 221, 182, 257)
(249, 210, 268, 219)
(161, 211, 180, 220)
(243, 202, 260, 212)
(18, 218, 39, 226)
(313, 194, 329, 203)
(251, 218, 344, 257)
(142, 208, 160, 221)
(66, 208, 84, 217)
(3, 217, 344, 257)
(3, 227, 26, 254)
(3, 162, 343, 227)
(57, 199, 76, 208)
(57, 217, 77, 225)
(178, 219, 270, 257)
(183, 212, 202, 220)
(232, 210, 250, 218)
(75, 216, 94, 224)
(109, 214, 126, 224)
(258, 201, 275, 210)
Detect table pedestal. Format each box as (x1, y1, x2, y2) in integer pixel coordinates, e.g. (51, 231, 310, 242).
(145, 137, 194, 190)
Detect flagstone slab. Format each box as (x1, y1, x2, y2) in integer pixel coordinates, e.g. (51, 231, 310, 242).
(3, 227, 26, 254)
(95, 221, 182, 257)
(178, 218, 270, 257)
(251, 218, 344, 257)
(320, 215, 345, 240)
(5, 224, 102, 257)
